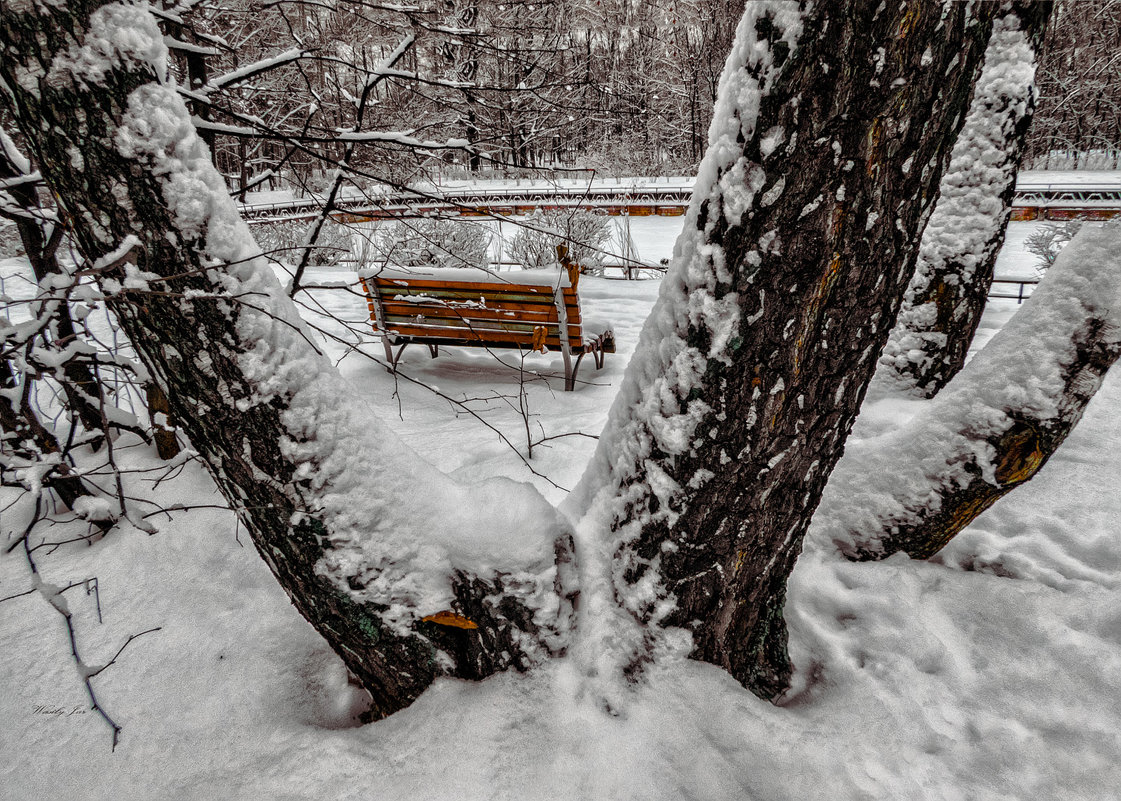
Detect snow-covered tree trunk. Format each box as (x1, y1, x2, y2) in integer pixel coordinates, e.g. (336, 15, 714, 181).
(1, 0, 574, 719)
(878, 3, 1051, 398)
(822, 220, 1121, 560)
(570, 1, 998, 700)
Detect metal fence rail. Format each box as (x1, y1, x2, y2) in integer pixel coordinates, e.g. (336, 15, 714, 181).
(988, 278, 1039, 303)
(240, 176, 1121, 224)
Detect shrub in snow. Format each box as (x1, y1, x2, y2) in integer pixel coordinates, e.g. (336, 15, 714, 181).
(1024, 219, 1083, 272)
(255, 219, 350, 267)
(357, 218, 490, 270)
(508, 208, 610, 272)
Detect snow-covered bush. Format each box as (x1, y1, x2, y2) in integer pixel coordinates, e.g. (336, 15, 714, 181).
(1025, 219, 1083, 272)
(254, 219, 351, 266)
(358, 218, 490, 270)
(508, 208, 610, 272)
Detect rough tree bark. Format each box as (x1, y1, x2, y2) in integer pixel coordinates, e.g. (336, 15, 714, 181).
(2, 0, 573, 719)
(573, 1, 998, 701)
(878, 2, 1051, 398)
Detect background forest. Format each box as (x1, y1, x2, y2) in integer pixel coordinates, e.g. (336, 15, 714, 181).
(162, 0, 1121, 198)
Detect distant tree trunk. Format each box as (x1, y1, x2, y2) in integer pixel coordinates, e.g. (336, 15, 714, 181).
(164, 19, 213, 149)
(878, 3, 1051, 398)
(2, 0, 572, 720)
(574, 0, 998, 701)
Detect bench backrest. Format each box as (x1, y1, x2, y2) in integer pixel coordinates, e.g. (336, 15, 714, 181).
(360, 274, 584, 352)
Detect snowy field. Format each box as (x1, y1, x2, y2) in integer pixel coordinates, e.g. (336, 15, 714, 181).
(3, 219, 1121, 800)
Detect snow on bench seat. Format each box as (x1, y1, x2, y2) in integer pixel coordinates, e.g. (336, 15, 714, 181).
(357, 266, 615, 391)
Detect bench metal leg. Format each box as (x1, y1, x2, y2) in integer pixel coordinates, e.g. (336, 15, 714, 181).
(391, 341, 409, 370)
(427, 343, 439, 358)
(565, 351, 588, 391)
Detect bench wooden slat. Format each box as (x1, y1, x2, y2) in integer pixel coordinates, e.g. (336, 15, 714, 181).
(377, 291, 582, 318)
(379, 302, 582, 328)
(376, 277, 557, 295)
(382, 314, 581, 335)
(359, 272, 614, 391)
(383, 315, 578, 336)
(381, 326, 572, 349)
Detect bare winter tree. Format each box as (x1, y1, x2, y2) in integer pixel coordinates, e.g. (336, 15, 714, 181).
(7, 0, 1120, 735)
(3, 0, 583, 724)
(1024, 0, 1121, 169)
(567, 2, 1004, 700)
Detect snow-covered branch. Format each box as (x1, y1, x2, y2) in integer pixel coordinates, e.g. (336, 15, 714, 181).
(821, 221, 1121, 560)
(200, 48, 309, 94)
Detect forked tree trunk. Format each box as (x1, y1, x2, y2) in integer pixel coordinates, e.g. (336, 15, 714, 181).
(574, 1, 998, 701)
(2, 0, 573, 720)
(878, 3, 1051, 398)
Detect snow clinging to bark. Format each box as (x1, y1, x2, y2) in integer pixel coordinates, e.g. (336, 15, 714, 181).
(48, 2, 167, 88)
(79, 3, 569, 640)
(815, 221, 1121, 557)
(879, 14, 1037, 389)
(565, 1, 805, 688)
(573, 0, 804, 513)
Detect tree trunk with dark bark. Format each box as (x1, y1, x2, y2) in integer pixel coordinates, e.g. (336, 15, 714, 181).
(579, 1, 998, 701)
(878, 2, 1052, 398)
(2, 0, 572, 720)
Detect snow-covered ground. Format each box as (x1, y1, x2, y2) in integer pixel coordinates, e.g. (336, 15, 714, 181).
(3, 218, 1120, 800)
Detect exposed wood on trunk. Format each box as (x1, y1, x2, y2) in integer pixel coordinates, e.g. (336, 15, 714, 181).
(144, 382, 180, 460)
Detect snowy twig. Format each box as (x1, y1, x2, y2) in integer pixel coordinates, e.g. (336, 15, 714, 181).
(289, 305, 571, 491)
(288, 34, 416, 298)
(16, 498, 161, 751)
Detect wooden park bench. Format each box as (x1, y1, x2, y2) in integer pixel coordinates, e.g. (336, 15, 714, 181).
(358, 265, 615, 391)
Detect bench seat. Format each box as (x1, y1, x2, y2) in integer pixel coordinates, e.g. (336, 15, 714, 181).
(358, 266, 615, 391)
